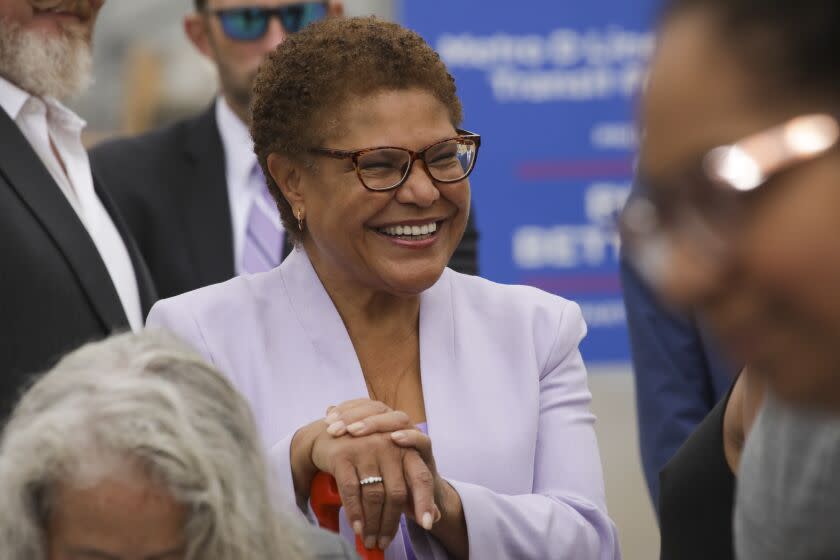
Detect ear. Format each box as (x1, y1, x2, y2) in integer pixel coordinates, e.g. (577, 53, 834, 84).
(328, 0, 344, 17)
(267, 153, 307, 210)
(184, 13, 214, 59)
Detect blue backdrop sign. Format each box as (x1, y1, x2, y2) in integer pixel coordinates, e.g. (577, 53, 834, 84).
(401, 1, 657, 363)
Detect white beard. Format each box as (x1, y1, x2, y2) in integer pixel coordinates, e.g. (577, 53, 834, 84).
(0, 18, 93, 100)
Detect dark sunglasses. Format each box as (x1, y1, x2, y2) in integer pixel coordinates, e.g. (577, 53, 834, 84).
(208, 2, 328, 41)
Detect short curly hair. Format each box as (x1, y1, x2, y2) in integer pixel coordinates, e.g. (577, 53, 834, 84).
(250, 16, 464, 244)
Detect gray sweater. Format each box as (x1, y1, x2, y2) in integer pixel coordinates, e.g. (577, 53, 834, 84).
(735, 391, 840, 559)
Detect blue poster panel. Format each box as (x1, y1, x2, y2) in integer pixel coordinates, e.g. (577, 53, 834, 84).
(401, 1, 657, 363)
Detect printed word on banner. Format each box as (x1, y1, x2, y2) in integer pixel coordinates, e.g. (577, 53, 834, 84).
(401, 1, 656, 362)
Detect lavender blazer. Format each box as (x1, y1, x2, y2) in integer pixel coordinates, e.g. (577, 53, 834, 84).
(147, 249, 620, 560)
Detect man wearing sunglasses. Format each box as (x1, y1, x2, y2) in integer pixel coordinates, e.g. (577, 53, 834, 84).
(88, 1, 343, 302)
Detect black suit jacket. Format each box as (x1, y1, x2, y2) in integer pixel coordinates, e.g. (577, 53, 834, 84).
(0, 109, 156, 419)
(90, 105, 479, 300)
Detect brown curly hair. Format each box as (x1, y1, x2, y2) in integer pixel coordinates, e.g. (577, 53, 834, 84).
(250, 16, 464, 244)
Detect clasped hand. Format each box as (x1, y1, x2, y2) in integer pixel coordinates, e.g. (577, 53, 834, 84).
(292, 399, 443, 551)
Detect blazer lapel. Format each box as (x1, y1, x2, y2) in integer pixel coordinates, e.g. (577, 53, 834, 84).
(417, 271, 466, 479)
(280, 249, 370, 398)
(94, 173, 157, 316)
(0, 110, 128, 332)
(180, 106, 236, 286)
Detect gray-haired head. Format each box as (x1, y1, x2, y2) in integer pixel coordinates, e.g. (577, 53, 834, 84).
(0, 330, 309, 560)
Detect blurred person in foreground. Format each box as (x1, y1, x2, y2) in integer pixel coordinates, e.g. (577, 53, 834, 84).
(90, 0, 480, 302)
(623, 0, 840, 557)
(148, 16, 620, 560)
(0, 0, 155, 419)
(0, 330, 357, 560)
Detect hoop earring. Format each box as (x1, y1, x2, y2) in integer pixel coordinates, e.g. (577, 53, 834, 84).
(296, 208, 305, 231)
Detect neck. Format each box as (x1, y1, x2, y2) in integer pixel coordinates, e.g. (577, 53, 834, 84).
(305, 248, 421, 343)
(222, 92, 250, 126)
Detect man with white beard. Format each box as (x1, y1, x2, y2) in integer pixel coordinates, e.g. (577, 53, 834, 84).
(0, 0, 156, 421)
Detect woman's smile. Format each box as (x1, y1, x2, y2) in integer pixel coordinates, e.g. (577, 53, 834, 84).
(371, 217, 449, 248)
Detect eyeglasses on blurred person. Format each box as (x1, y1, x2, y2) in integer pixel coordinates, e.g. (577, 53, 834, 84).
(0, 331, 356, 560)
(622, 113, 840, 290)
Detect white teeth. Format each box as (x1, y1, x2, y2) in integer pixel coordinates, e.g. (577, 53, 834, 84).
(378, 221, 438, 237)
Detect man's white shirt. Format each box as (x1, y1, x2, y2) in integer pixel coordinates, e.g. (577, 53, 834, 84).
(0, 75, 143, 331)
(216, 96, 284, 276)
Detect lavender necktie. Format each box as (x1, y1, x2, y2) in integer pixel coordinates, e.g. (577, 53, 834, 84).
(242, 165, 283, 274)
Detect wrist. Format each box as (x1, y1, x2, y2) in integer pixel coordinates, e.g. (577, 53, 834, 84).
(290, 422, 321, 510)
(429, 480, 468, 560)
(437, 479, 464, 525)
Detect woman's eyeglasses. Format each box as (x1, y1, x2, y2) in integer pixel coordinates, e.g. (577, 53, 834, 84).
(310, 130, 481, 192)
(620, 113, 840, 286)
(208, 2, 328, 42)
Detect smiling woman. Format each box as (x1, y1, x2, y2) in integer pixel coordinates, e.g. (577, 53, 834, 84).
(148, 16, 620, 559)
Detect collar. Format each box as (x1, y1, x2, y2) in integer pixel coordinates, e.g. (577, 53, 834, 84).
(0, 74, 86, 131)
(0, 75, 30, 121)
(216, 96, 258, 187)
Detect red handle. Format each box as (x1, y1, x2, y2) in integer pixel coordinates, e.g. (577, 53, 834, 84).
(311, 472, 385, 560)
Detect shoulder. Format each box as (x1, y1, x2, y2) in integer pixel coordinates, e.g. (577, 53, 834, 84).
(442, 270, 587, 366)
(149, 271, 259, 324)
(147, 273, 271, 365)
(445, 269, 585, 334)
(89, 109, 214, 171)
(91, 117, 186, 161)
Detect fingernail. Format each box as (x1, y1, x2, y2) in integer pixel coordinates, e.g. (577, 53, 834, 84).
(422, 512, 434, 530)
(391, 431, 407, 441)
(364, 536, 376, 550)
(352, 521, 363, 536)
(326, 421, 345, 435)
(325, 412, 340, 424)
(378, 536, 392, 550)
(434, 505, 442, 523)
(346, 421, 366, 433)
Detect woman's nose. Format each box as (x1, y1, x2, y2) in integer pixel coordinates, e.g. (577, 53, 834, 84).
(395, 159, 441, 208)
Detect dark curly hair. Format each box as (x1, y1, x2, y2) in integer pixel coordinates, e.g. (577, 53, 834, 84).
(664, 0, 840, 101)
(250, 16, 464, 244)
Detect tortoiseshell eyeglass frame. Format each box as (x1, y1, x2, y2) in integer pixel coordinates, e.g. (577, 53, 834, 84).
(309, 129, 481, 191)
